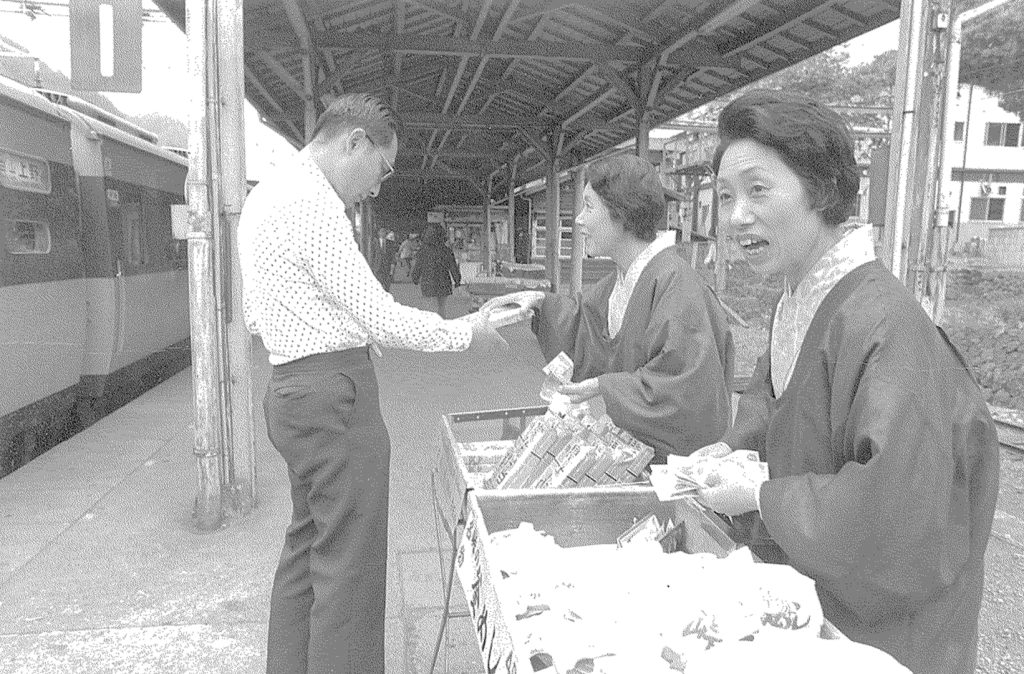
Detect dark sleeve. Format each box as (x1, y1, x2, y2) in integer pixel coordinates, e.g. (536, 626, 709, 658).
(759, 319, 977, 625)
(721, 349, 772, 454)
(596, 286, 733, 456)
(534, 292, 587, 363)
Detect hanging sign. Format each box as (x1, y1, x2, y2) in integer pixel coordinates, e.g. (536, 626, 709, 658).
(0, 149, 51, 194)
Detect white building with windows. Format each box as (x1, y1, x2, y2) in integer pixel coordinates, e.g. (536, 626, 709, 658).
(944, 84, 1024, 248)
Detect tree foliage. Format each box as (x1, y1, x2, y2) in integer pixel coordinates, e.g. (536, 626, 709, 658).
(959, 0, 1024, 117)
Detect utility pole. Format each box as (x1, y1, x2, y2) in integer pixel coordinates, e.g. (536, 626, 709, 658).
(570, 166, 586, 294)
(929, 0, 1013, 323)
(882, 0, 936, 283)
(185, 0, 255, 530)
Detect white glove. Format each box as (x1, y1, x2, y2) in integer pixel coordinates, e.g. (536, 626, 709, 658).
(479, 290, 545, 316)
(696, 451, 767, 516)
(690, 441, 732, 460)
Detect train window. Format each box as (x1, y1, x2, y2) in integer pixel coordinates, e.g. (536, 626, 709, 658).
(122, 203, 147, 267)
(4, 220, 51, 254)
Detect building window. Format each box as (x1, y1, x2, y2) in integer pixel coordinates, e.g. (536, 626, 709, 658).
(969, 197, 1005, 221)
(984, 122, 1021, 147)
(4, 219, 51, 254)
(954, 122, 964, 141)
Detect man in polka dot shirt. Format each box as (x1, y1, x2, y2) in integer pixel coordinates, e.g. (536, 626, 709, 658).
(238, 93, 506, 674)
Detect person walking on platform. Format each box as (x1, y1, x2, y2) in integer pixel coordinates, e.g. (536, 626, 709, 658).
(397, 232, 417, 279)
(370, 227, 398, 292)
(411, 222, 461, 318)
(237, 92, 506, 674)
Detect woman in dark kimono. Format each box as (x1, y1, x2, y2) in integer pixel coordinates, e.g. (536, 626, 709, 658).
(480, 153, 734, 461)
(693, 90, 999, 674)
(412, 222, 461, 318)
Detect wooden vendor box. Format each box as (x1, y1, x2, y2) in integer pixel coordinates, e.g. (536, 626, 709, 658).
(430, 408, 842, 674)
(431, 406, 653, 542)
(451, 489, 766, 674)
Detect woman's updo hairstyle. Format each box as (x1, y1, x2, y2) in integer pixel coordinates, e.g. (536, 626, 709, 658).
(712, 90, 860, 226)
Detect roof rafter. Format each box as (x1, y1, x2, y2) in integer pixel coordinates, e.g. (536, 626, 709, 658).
(254, 32, 728, 67)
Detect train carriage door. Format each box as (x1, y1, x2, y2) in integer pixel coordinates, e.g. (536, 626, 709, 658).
(105, 183, 143, 356)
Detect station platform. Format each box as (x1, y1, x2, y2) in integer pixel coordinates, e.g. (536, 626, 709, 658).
(0, 282, 546, 674)
(4, 280, 1024, 673)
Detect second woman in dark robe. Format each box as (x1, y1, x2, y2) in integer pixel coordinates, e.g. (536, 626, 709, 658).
(481, 154, 734, 461)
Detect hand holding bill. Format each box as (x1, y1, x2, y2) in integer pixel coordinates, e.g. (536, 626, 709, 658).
(557, 377, 600, 403)
(479, 290, 545, 317)
(695, 450, 768, 516)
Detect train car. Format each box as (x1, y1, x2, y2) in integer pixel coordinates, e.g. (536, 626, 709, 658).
(0, 75, 190, 477)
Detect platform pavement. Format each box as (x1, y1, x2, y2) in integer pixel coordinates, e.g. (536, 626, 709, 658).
(0, 282, 546, 674)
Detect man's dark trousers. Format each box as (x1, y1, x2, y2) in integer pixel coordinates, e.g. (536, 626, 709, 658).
(263, 348, 390, 674)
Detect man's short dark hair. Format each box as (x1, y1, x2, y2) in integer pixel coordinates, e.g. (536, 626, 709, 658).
(711, 90, 860, 227)
(311, 93, 400, 148)
(584, 153, 666, 242)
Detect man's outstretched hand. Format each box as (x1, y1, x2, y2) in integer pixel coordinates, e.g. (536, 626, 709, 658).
(465, 312, 510, 356)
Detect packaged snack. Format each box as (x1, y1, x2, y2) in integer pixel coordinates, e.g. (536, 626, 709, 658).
(539, 352, 574, 402)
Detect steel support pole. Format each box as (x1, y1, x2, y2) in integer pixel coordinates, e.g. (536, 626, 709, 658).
(216, 0, 255, 516)
(482, 176, 492, 276)
(545, 159, 561, 293)
(712, 182, 724, 292)
(636, 114, 650, 159)
(570, 166, 585, 295)
(507, 161, 517, 263)
(931, 0, 1011, 323)
(186, 0, 224, 530)
(882, 0, 926, 281)
(910, 1, 951, 312)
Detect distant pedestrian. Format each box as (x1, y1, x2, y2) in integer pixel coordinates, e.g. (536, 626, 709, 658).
(397, 233, 417, 277)
(411, 222, 461, 318)
(371, 227, 398, 292)
(237, 92, 506, 674)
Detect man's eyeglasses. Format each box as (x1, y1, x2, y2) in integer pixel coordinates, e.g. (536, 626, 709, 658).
(371, 141, 395, 183)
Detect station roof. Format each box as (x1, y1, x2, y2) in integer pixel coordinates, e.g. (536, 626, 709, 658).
(153, 0, 898, 205)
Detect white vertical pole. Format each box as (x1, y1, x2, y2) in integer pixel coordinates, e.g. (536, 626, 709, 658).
(216, 0, 255, 515)
(883, 0, 926, 280)
(186, 0, 225, 530)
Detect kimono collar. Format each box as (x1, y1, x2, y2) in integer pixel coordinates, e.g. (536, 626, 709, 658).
(771, 223, 875, 396)
(608, 232, 675, 338)
(783, 223, 876, 301)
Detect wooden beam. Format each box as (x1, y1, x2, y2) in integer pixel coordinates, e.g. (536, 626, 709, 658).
(562, 87, 614, 126)
(257, 52, 305, 102)
(516, 126, 552, 162)
(455, 0, 520, 115)
(397, 170, 488, 181)
(256, 31, 728, 67)
(408, 0, 474, 27)
(402, 112, 559, 129)
(315, 51, 364, 97)
(597, 63, 642, 111)
(310, 32, 652, 63)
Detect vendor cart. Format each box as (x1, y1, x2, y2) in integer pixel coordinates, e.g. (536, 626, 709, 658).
(429, 407, 844, 673)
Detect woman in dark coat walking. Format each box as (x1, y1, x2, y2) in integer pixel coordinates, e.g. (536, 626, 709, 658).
(411, 223, 461, 318)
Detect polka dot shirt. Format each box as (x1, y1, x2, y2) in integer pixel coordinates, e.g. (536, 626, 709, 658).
(237, 149, 472, 365)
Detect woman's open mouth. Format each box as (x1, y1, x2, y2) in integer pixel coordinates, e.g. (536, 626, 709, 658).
(738, 234, 769, 258)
